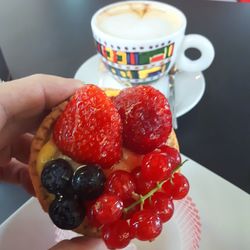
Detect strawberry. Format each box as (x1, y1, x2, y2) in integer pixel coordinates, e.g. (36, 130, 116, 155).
(53, 85, 122, 169)
(114, 86, 172, 154)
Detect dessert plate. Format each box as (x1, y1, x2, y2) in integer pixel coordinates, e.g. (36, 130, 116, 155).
(74, 54, 206, 117)
(0, 195, 200, 250)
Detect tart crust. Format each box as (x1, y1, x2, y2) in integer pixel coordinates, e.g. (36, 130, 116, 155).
(28, 88, 179, 236)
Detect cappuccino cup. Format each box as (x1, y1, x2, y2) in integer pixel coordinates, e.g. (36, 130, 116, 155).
(91, 1, 214, 84)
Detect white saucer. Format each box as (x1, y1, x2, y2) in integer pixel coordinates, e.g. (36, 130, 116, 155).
(74, 54, 206, 117)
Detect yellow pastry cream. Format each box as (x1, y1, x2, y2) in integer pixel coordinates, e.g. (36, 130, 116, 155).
(37, 140, 143, 179)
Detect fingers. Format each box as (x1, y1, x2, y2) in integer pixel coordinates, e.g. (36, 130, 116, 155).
(0, 74, 82, 149)
(19, 165, 35, 195)
(50, 237, 137, 250)
(0, 133, 33, 165)
(0, 112, 46, 150)
(49, 237, 109, 250)
(0, 74, 82, 122)
(0, 158, 35, 195)
(0, 145, 11, 166)
(11, 133, 33, 164)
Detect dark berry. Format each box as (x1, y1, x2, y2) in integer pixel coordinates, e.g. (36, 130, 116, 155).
(71, 165, 106, 200)
(114, 85, 172, 154)
(41, 159, 73, 194)
(49, 196, 85, 230)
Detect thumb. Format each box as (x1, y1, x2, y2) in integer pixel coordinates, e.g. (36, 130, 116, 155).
(49, 237, 108, 250)
(49, 236, 137, 250)
(0, 74, 82, 121)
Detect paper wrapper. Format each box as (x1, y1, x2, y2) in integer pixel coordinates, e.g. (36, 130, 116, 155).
(174, 196, 201, 250)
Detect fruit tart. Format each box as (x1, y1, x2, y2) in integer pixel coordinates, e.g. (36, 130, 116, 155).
(29, 84, 189, 249)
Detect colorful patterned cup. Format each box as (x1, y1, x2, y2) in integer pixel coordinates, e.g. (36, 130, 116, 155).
(91, 1, 214, 85)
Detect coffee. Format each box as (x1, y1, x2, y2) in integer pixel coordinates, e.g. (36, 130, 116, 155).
(91, 1, 214, 84)
(95, 2, 183, 40)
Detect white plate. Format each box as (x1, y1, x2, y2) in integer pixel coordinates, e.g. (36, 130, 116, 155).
(181, 157, 250, 250)
(74, 54, 206, 117)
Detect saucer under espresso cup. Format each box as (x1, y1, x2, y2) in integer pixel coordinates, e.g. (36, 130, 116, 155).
(74, 54, 206, 118)
(91, 1, 214, 85)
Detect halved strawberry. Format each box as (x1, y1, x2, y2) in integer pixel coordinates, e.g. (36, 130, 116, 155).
(53, 85, 122, 169)
(114, 86, 172, 154)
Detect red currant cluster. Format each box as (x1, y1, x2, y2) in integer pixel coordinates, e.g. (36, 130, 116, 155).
(86, 145, 189, 249)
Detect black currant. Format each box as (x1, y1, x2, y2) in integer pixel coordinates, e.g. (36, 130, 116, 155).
(41, 158, 73, 194)
(71, 165, 106, 200)
(49, 195, 85, 230)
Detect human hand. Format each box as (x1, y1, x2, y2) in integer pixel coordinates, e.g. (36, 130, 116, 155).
(0, 74, 138, 250)
(0, 74, 82, 194)
(50, 236, 137, 250)
(50, 237, 110, 250)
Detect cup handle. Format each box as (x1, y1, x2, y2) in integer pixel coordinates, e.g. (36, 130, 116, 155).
(176, 34, 215, 72)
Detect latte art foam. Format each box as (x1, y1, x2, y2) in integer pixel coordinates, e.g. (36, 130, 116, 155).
(96, 3, 183, 40)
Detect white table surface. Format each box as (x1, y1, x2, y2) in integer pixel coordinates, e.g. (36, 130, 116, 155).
(181, 156, 250, 250)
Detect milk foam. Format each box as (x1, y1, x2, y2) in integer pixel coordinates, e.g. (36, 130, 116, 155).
(96, 4, 182, 40)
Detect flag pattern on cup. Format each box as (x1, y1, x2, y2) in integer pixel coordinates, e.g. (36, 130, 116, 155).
(106, 61, 170, 84)
(96, 41, 174, 65)
(95, 41, 175, 83)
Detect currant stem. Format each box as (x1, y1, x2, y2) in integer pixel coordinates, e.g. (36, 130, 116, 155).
(123, 159, 188, 213)
(173, 159, 188, 173)
(131, 192, 140, 200)
(140, 195, 144, 210)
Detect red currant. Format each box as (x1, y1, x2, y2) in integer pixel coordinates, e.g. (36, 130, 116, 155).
(163, 173, 189, 200)
(130, 209, 162, 241)
(85, 201, 101, 227)
(157, 145, 181, 169)
(105, 170, 135, 201)
(123, 198, 140, 219)
(144, 192, 174, 222)
(141, 152, 172, 182)
(102, 219, 131, 249)
(131, 167, 156, 195)
(91, 194, 123, 225)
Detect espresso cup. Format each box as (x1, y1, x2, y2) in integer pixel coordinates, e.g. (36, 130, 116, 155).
(91, 1, 214, 85)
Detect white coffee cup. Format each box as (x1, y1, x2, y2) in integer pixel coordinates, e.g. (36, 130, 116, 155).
(91, 1, 214, 85)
